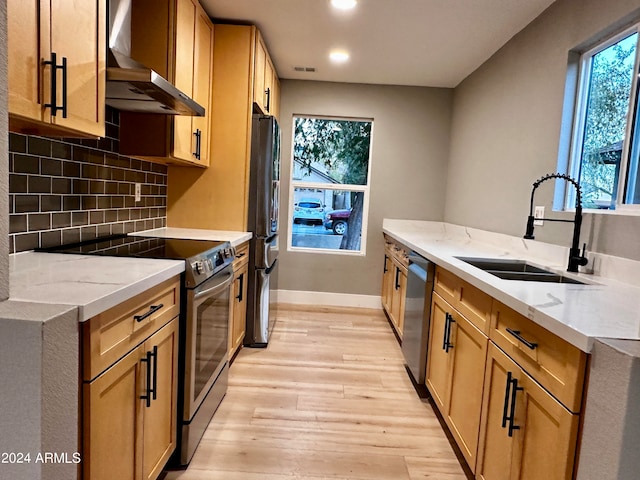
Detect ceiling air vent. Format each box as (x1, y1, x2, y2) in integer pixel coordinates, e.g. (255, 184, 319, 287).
(294, 66, 316, 72)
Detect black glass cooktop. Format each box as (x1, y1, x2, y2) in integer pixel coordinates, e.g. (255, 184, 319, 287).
(39, 234, 226, 261)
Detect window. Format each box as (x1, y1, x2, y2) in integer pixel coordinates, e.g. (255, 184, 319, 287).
(288, 116, 373, 254)
(567, 25, 640, 210)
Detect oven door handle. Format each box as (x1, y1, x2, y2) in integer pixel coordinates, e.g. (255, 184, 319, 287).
(193, 271, 234, 300)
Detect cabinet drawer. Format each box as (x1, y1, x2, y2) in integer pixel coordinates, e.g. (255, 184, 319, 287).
(82, 277, 181, 381)
(490, 301, 587, 412)
(233, 241, 250, 271)
(434, 267, 492, 334)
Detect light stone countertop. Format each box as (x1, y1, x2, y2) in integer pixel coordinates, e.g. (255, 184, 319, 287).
(135, 227, 252, 247)
(9, 252, 185, 321)
(383, 219, 640, 352)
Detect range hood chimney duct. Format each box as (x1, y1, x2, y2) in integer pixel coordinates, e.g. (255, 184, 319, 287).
(106, 0, 205, 116)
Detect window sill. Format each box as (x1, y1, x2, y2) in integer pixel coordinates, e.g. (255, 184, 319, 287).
(559, 207, 640, 217)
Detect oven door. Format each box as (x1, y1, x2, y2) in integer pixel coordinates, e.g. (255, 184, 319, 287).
(183, 265, 233, 421)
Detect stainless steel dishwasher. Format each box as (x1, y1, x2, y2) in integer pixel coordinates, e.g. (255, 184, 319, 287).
(402, 251, 435, 387)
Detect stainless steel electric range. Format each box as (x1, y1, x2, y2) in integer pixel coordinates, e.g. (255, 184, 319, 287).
(41, 234, 235, 466)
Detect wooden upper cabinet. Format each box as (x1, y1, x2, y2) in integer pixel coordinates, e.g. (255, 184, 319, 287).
(120, 0, 214, 167)
(7, 0, 106, 138)
(167, 24, 277, 231)
(253, 30, 279, 118)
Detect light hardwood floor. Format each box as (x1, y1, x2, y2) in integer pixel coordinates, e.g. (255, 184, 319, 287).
(164, 305, 467, 480)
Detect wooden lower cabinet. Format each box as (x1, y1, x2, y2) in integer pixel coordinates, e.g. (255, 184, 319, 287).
(229, 260, 248, 361)
(381, 240, 407, 339)
(83, 318, 178, 480)
(476, 343, 579, 480)
(381, 252, 393, 313)
(389, 260, 407, 336)
(426, 292, 488, 472)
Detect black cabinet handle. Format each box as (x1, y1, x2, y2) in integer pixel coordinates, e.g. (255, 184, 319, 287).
(501, 372, 523, 436)
(501, 372, 513, 428)
(444, 314, 455, 353)
(140, 350, 152, 408)
(43, 53, 67, 118)
(193, 129, 202, 160)
(383, 255, 388, 273)
(235, 273, 244, 302)
(134, 304, 164, 323)
(443, 313, 455, 351)
(61, 56, 67, 118)
(265, 87, 271, 112)
(442, 313, 449, 350)
(506, 328, 538, 350)
(150, 345, 158, 401)
(140, 346, 158, 407)
(394, 267, 400, 290)
(507, 375, 523, 437)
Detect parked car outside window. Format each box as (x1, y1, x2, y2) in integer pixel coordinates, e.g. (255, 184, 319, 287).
(293, 198, 325, 225)
(324, 209, 350, 235)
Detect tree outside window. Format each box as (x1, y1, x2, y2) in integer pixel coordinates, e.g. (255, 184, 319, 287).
(569, 27, 640, 209)
(289, 116, 373, 253)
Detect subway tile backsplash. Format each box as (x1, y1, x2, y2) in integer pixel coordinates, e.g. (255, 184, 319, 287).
(8, 107, 167, 253)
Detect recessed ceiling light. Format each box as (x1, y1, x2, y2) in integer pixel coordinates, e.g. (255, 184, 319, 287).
(329, 50, 350, 63)
(331, 0, 357, 10)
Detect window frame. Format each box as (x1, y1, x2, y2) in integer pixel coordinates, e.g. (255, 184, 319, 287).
(286, 114, 374, 256)
(565, 23, 640, 212)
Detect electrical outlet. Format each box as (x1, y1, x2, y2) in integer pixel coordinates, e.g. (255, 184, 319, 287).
(134, 183, 141, 202)
(534, 206, 544, 226)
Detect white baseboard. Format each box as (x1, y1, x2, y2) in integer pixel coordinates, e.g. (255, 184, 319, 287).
(273, 289, 381, 309)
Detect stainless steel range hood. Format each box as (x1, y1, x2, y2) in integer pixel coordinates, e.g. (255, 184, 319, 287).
(106, 0, 205, 116)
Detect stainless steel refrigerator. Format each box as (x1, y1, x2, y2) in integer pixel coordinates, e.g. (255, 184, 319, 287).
(245, 114, 280, 347)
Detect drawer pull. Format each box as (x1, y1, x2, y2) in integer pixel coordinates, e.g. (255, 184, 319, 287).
(134, 304, 164, 323)
(506, 328, 538, 350)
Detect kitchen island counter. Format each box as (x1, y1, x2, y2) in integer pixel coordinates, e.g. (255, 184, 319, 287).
(383, 219, 640, 352)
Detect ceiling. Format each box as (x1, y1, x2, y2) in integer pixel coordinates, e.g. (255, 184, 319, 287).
(199, 0, 556, 88)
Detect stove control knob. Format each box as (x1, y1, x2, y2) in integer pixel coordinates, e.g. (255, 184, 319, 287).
(194, 260, 204, 275)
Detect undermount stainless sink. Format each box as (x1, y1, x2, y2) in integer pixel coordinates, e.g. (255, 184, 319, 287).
(455, 257, 586, 285)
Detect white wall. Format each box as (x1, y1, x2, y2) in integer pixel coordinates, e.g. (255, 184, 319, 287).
(277, 80, 452, 296)
(445, 0, 640, 261)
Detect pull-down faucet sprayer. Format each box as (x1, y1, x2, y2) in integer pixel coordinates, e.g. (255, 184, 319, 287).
(524, 173, 588, 273)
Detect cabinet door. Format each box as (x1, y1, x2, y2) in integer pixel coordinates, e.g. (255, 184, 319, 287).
(142, 319, 179, 480)
(381, 254, 393, 313)
(83, 345, 145, 480)
(264, 57, 274, 114)
(445, 311, 488, 472)
(512, 367, 579, 480)
(173, 0, 197, 161)
(389, 261, 406, 336)
(270, 71, 280, 120)
(7, 0, 46, 123)
(253, 34, 267, 112)
(50, 0, 105, 136)
(230, 264, 248, 359)
(8, 0, 105, 137)
(477, 344, 579, 480)
(191, 7, 214, 166)
(426, 293, 453, 410)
